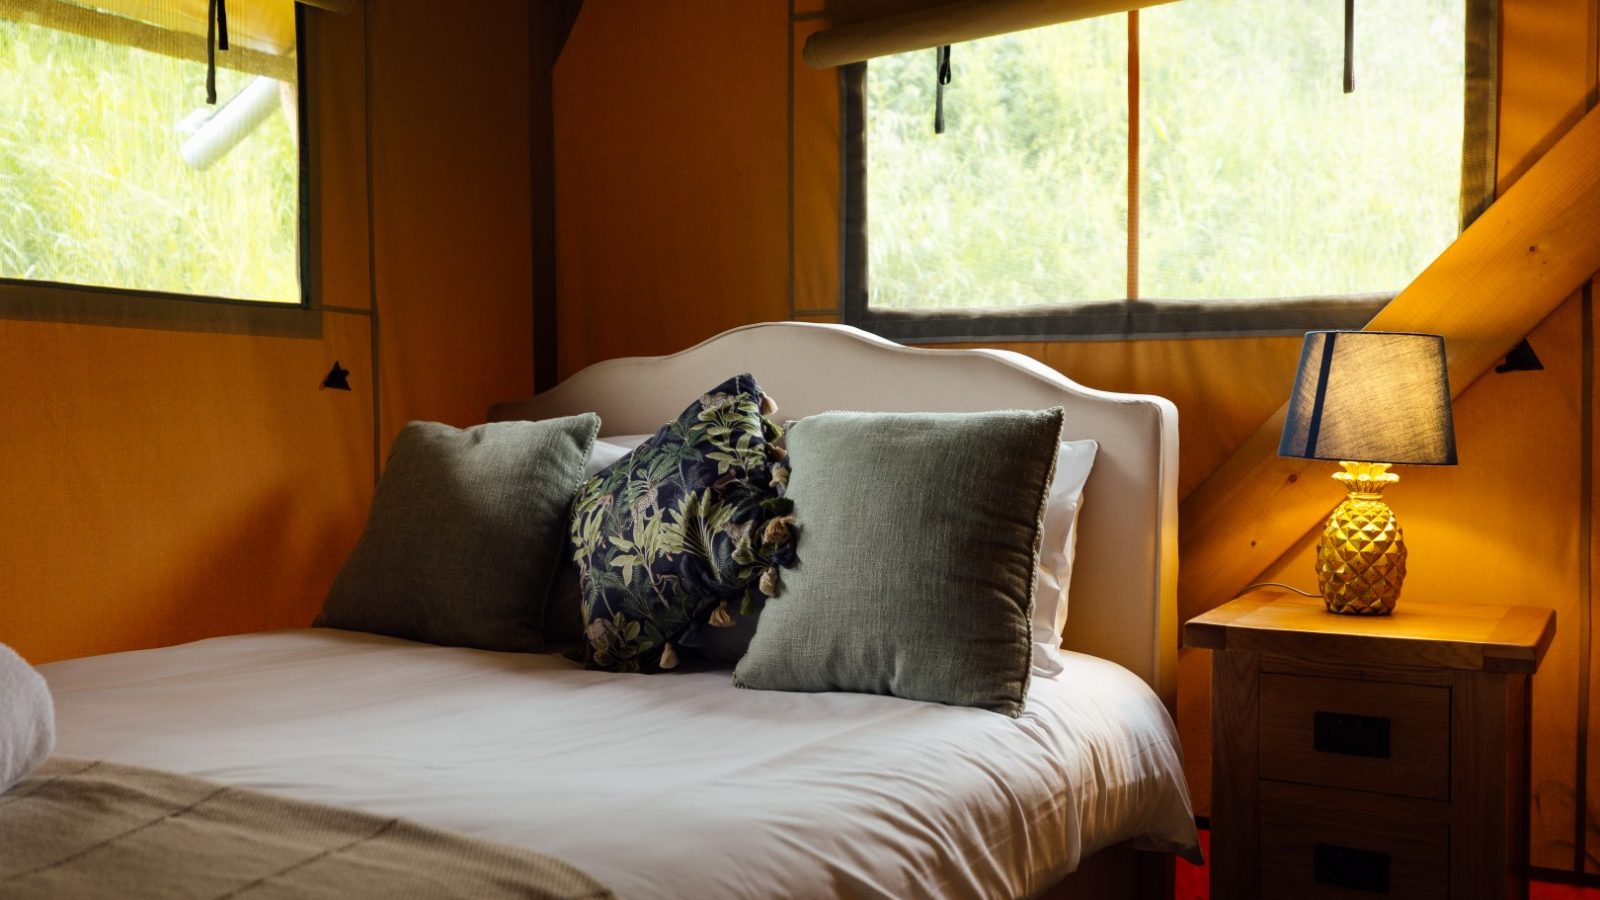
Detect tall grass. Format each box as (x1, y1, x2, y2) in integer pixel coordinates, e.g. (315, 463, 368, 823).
(0, 18, 299, 303)
(866, 0, 1464, 309)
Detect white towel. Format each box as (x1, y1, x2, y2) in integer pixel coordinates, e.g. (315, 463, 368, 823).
(0, 642, 54, 794)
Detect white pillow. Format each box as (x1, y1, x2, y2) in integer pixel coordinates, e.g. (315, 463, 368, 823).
(582, 434, 654, 478)
(1033, 439, 1099, 648)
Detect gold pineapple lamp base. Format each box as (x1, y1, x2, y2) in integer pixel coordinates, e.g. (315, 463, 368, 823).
(1315, 461, 1408, 615)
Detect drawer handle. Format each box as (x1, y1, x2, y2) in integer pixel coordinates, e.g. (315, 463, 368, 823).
(1313, 842, 1391, 892)
(1313, 710, 1391, 759)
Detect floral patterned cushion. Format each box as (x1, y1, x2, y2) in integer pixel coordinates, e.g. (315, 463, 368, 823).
(569, 374, 797, 672)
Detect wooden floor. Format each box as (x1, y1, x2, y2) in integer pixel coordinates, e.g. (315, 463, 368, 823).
(1174, 830, 1600, 899)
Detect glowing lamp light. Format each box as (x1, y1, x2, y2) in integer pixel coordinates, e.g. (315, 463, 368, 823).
(1278, 331, 1458, 614)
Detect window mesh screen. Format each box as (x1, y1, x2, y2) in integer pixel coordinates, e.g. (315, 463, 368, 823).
(862, 0, 1465, 314)
(1138, 0, 1463, 300)
(865, 15, 1127, 310)
(0, 3, 301, 304)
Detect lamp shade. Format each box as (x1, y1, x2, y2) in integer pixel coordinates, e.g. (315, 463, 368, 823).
(1278, 331, 1457, 466)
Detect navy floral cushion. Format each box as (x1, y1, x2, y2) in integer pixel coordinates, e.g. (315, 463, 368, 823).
(570, 374, 797, 672)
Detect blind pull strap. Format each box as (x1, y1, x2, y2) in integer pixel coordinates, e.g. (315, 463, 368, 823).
(1342, 0, 1354, 93)
(206, 0, 230, 105)
(934, 44, 952, 134)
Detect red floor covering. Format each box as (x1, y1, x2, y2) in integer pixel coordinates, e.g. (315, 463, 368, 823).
(1174, 830, 1600, 898)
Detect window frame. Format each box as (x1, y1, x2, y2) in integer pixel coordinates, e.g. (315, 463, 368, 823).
(840, 2, 1496, 343)
(0, 4, 320, 338)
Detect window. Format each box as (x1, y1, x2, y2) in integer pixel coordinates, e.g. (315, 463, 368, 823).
(0, 3, 304, 306)
(847, 0, 1485, 341)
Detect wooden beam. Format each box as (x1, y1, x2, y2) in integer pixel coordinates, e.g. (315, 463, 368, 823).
(1179, 104, 1600, 625)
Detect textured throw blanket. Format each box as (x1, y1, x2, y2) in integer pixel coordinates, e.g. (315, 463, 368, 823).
(0, 758, 614, 900)
(0, 644, 52, 795)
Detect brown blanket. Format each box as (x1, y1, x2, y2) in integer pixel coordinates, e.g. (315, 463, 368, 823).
(0, 758, 614, 900)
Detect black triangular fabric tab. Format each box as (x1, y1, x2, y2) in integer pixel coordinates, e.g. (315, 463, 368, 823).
(322, 361, 352, 391)
(1495, 339, 1545, 373)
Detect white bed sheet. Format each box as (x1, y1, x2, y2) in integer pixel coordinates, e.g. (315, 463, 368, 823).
(42, 629, 1198, 899)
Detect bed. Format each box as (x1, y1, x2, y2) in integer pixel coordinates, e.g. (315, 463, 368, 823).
(25, 322, 1196, 898)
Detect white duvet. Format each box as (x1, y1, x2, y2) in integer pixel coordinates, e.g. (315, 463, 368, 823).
(42, 629, 1198, 899)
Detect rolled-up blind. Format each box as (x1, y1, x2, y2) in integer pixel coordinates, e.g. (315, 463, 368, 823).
(1, 0, 353, 67)
(803, 0, 1180, 68)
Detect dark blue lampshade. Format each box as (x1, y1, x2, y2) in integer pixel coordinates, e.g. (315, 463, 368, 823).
(1278, 331, 1458, 466)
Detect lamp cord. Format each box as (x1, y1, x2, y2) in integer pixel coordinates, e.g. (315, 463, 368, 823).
(1234, 581, 1320, 599)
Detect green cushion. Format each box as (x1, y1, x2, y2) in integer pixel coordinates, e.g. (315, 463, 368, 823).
(732, 408, 1063, 716)
(316, 415, 600, 652)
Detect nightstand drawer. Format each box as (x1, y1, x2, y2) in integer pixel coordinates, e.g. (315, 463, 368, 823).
(1260, 803, 1448, 899)
(1259, 673, 1451, 800)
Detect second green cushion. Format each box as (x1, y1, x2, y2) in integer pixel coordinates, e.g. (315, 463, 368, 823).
(732, 407, 1063, 716)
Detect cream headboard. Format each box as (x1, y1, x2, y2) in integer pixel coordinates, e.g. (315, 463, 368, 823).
(490, 322, 1179, 708)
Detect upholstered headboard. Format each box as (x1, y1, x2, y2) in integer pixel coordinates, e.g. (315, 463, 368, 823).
(490, 322, 1179, 708)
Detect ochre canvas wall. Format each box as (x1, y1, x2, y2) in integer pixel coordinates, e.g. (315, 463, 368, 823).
(552, 0, 791, 378)
(368, 2, 535, 455)
(552, 0, 1600, 874)
(0, 316, 374, 664)
(0, 1, 538, 665)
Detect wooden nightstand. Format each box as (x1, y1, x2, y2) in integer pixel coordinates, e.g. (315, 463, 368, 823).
(1184, 591, 1554, 900)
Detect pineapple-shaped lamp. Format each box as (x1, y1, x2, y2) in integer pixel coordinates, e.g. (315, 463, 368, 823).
(1278, 331, 1457, 615)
